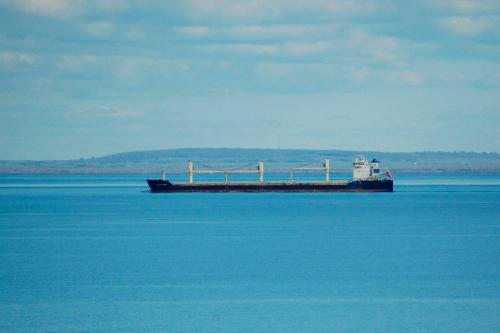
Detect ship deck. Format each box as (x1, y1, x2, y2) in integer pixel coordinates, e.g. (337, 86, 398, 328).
(172, 181, 350, 186)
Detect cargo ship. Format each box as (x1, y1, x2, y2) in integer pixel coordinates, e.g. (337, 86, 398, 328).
(147, 156, 393, 193)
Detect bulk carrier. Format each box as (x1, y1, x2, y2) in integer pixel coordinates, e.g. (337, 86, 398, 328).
(147, 156, 393, 193)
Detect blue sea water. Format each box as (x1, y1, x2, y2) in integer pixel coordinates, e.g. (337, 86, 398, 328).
(1, 174, 499, 333)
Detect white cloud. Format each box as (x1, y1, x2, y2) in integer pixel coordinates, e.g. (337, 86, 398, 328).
(55, 53, 193, 80)
(123, 26, 145, 40)
(285, 41, 331, 55)
(93, 105, 143, 118)
(254, 61, 331, 78)
(56, 54, 100, 71)
(175, 24, 339, 40)
(208, 43, 279, 55)
(439, 16, 494, 36)
(1, 0, 86, 18)
(254, 62, 424, 88)
(175, 26, 209, 37)
(183, 0, 280, 21)
(113, 57, 192, 79)
(449, 0, 493, 12)
(114, 57, 155, 78)
(0, 51, 35, 66)
(314, 0, 381, 15)
(0, 0, 134, 19)
(182, 0, 386, 22)
(430, 0, 500, 13)
(84, 21, 115, 38)
(93, 0, 131, 12)
(1, 0, 388, 22)
(72, 105, 143, 118)
(348, 31, 401, 63)
(439, 71, 466, 82)
(231, 25, 312, 38)
(475, 71, 500, 88)
(207, 41, 331, 56)
(382, 70, 423, 85)
(351, 68, 371, 82)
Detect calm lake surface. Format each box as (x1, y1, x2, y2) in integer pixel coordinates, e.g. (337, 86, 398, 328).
(1, 174, 499, 332)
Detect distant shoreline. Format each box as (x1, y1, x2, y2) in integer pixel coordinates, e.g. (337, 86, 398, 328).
(1, 148, 499, 175)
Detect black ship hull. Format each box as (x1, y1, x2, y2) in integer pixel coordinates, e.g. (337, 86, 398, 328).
(147, 179, 393, 193)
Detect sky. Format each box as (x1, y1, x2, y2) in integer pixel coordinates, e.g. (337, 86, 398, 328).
(0, 0, 499, 160)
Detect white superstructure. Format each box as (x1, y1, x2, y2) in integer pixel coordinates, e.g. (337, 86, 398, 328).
(353, 156, 383, 181)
